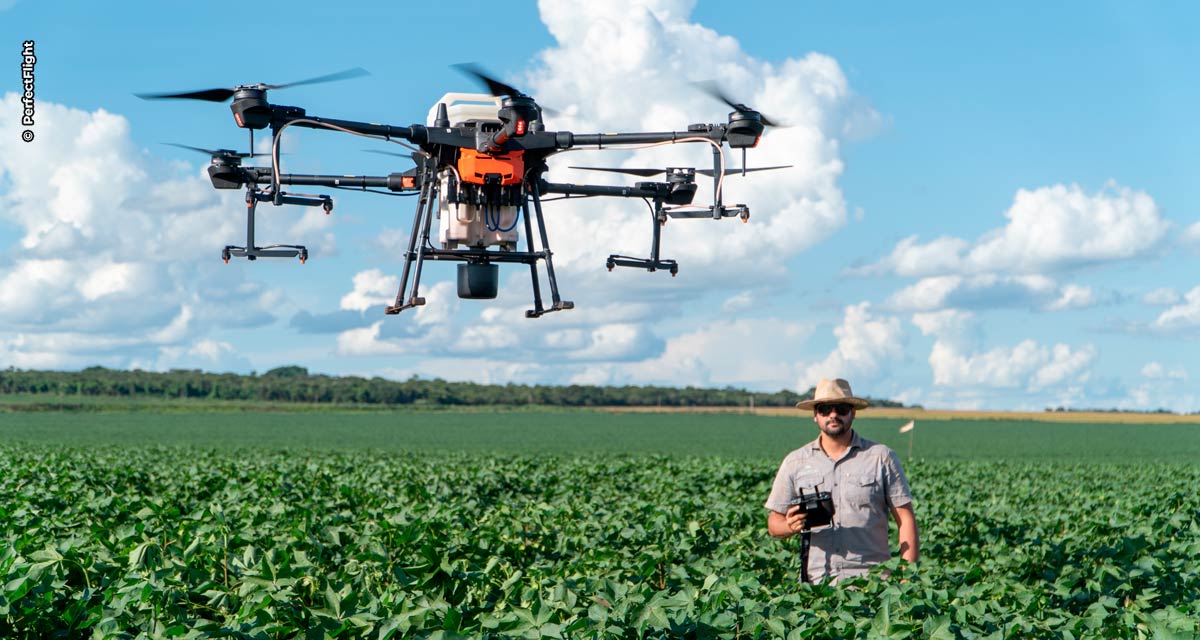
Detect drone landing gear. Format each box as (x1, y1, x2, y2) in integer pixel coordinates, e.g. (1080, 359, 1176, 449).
(606, 197, 679, 276)
(387, 169, 574, 318)
(222, 188, 331, 264)
(607, 255, 678, 276)
(223, 246, 309, 263)
(521, 182, 574, 318)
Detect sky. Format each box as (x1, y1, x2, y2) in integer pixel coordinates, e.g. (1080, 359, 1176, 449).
(3, 1, 1200, 411)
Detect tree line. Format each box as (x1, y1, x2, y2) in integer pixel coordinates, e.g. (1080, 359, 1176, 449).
(0, 366, 906, 408)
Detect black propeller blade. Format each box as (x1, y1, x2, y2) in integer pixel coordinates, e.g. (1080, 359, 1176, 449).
(264, 67, 370, 91)
(569, 166, 666, 177)
(696, 164, 792, 177)
(363, 149, 424, 166)
(694, 81, 785, 128)
(453, 63, 564, 117)
(141, 88, 239, 103)
(453, 63, 526, 98)
(137, 67, 370, 103)
(164, 142, 253, 158)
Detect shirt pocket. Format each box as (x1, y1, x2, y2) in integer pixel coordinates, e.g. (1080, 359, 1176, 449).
(844, 473, 878, 507)
(793, 473, 824, 496)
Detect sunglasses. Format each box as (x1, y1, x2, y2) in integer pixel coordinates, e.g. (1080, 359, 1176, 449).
(815, 403, 854, 416)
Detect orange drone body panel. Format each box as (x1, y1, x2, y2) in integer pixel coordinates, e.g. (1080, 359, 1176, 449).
(457, 149, 524, 186)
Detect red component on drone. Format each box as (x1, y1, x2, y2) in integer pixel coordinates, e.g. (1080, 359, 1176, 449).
(458, 149, 524, 186)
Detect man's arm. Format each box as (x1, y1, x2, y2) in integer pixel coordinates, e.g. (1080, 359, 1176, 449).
(767, 506, 806, 538)
(890, 503, 919, 563)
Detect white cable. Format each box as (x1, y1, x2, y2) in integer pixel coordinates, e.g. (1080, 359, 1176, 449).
(552, 136, 726, 203)
(270, 118, 428, 189)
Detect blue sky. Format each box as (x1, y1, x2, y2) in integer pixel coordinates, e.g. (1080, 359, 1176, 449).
(3, 1, 1200, 411)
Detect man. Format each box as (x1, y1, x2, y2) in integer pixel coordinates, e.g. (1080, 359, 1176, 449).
(765, 378, 919, 583)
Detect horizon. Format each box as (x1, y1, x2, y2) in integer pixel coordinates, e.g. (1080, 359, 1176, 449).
(6, 364, 1199, 414)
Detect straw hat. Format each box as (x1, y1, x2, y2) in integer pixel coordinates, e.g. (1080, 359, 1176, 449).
(795, 378, 870, 410)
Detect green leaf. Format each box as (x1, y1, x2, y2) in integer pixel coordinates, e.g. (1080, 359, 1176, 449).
(872, 597, 893, 635)
(443, 607, 462, 633)
(325, 583, 342, 618)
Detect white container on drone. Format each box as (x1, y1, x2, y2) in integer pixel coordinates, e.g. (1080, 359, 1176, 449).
(428, 93, 521, 250)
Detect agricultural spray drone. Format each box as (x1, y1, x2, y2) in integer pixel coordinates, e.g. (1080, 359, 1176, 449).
(139, 66, 788, 318)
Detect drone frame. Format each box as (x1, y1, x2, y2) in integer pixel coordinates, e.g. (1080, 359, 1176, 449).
(147, 68, 776, 318)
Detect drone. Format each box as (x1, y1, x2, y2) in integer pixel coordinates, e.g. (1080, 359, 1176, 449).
(139, 66, 789, 318)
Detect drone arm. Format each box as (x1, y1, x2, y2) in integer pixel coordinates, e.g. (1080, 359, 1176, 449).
(248, 169, 415, 192)
(540, 180, 697, 206)
(272, 111, 428, 145)
(553, 122, 732, 150)
(540, 180, 669, 199)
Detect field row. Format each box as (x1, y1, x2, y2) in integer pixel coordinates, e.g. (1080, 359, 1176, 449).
(2, 445, 1197, 638)
(2, 410, 1199, 461)
(602, 406, 1200, 425)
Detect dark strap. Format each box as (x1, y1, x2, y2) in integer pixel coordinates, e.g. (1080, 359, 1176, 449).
(800, 530, 812, 583)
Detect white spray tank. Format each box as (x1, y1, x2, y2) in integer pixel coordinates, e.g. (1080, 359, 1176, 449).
(427, 93, 521, 250)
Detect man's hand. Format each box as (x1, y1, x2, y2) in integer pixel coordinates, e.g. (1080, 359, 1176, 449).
(768, 505, 808, 538)
(890, 504, 920, 564)
(785, 505, 807, 533)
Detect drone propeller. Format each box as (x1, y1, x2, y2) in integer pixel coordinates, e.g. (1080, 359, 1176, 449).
(453, 63, 527, 98)
(694, 81, 786, 128)
(570, 165, 792, 177)
(452, 63, 561, 118)
(164, 142, 255, 159)
(363, 149, 424, 165)
(137, 67, 370, 102)
(570, 166, 665, 177)
(699, 165, 790, 177)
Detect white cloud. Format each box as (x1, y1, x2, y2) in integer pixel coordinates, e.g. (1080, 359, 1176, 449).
(1182, 222, 1200, 252)
(526, 0, 867, 298)
(1152, 285, 1200, 332)
(1117, 359, 1197, 413)
(0, 94, 294, 366)
(722, 291, 754, 313)
(335, 322, 394, 357)
(911, 309, 976, 338)
(1045, 284, 1096, 311)
(887, 274, 1060, 312)
(1119, 374, 1199, 413)
(927, 339, 1096, 392)
(855, 236, 968, 278)
(968, 182, 1166, 272)
(577, 316, 814, 390)
(867, 183, 1168, 278)
(559, 323, 662, 361)
(801, 302, 904, 389)
(365, 227, 410, 262)
(1141, 361, 1187, 380)
(137, 339, 252, 373)
(1142, 287, 1180, 306)
(1030, 344, 1097, 389)
(340, 269, 400, 312)
(886, 274, 1104, 313)
(335, 282, 460, 356)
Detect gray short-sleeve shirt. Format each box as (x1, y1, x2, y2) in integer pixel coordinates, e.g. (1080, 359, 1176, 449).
(765, 431, 913, 582)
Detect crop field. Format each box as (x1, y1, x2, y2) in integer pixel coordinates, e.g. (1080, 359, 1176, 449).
(1, 410, 1198, 638)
